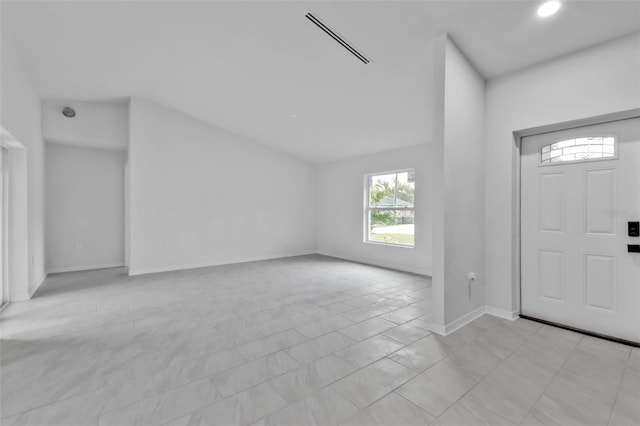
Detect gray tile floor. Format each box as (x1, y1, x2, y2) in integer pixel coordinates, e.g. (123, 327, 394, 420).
(0, 255, 638, 426)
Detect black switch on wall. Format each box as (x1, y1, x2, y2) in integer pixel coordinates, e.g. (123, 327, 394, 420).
(629, 222, 640, 237)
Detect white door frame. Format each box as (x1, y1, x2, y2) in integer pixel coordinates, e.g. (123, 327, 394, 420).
(1, 147, 7, 309)
(0, 127, 31, 302)
(512, 108, 640, 324)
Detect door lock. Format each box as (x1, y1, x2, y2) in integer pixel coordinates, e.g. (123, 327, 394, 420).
(629, 222, 640, 237)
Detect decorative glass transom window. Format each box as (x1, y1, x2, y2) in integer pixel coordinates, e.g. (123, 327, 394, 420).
(541, 136, 615, 165)
(365, 170, 415, 247)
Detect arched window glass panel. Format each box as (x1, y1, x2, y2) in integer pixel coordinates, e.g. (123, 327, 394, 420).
(541, 136, 615, 165)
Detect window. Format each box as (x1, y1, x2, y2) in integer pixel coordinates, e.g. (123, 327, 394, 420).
(365, 170, 415, 247)
(540, 136, 616, 165)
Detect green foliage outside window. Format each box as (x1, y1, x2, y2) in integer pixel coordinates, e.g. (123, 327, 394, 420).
(368, 171, 415, 246)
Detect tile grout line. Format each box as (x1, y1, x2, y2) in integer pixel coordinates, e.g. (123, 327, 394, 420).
(139, 310, 428, 424)
(1, 261, 432, 425)
(516, 327, 585, 425)
(212, 325, 412, 405)
(426, 319, 537, 424)
(250, 328, 420, 425)
(604, 347, 633, 426)
(328, 317, 482, 422)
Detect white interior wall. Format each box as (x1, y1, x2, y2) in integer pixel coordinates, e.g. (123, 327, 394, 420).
(485, 32, 640, 315)
(442, 37, 486, 325)
(0, 37, 46, 299)
(45, 143, 126, 273)
(316, 144, 433, 276)
(128, 97, 316, 275)
(430, 35, 487, 332)
(42, 101, 129, 149)
(4, 22, 635, 309)
(430, 36, 447, 328)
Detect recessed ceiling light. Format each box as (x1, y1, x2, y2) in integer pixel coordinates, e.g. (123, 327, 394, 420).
(537, 1, 561, 17)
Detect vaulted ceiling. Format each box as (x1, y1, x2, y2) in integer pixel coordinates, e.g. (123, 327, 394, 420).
(2, 1, 639, 163)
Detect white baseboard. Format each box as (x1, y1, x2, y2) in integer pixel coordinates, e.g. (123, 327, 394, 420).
(28, 272, 48, 298)
(47, 263, 125, 274)
(485, 305, 519, 321)
(427, 305, 520, 336)
(316, 251, 432, 277)
(426, 322, 446, 336)
(128, 252, 315, 276)
(445, 305, 486, 335)
(130, 251, 430, 277)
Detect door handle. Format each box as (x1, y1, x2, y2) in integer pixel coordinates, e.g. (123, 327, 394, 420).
(628, 244, 640, 253)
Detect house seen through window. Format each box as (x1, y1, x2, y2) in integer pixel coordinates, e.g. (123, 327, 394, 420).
(366, 170, 415, 247)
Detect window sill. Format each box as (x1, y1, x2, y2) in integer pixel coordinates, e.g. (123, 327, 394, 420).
(363, 240, 415, 249)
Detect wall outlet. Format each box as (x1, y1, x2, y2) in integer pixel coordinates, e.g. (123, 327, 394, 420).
(467, 272, 476, 281)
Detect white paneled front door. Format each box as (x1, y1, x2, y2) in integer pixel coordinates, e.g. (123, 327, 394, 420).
(521, 118, 640, 343)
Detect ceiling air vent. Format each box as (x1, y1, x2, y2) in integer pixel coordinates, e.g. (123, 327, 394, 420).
(305, 12, 371, 64)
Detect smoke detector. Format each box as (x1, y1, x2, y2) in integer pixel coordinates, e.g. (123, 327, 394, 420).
(62, 106, 76, 118)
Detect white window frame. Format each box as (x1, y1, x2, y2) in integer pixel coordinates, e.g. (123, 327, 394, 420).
(364, 168, 415, 248)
